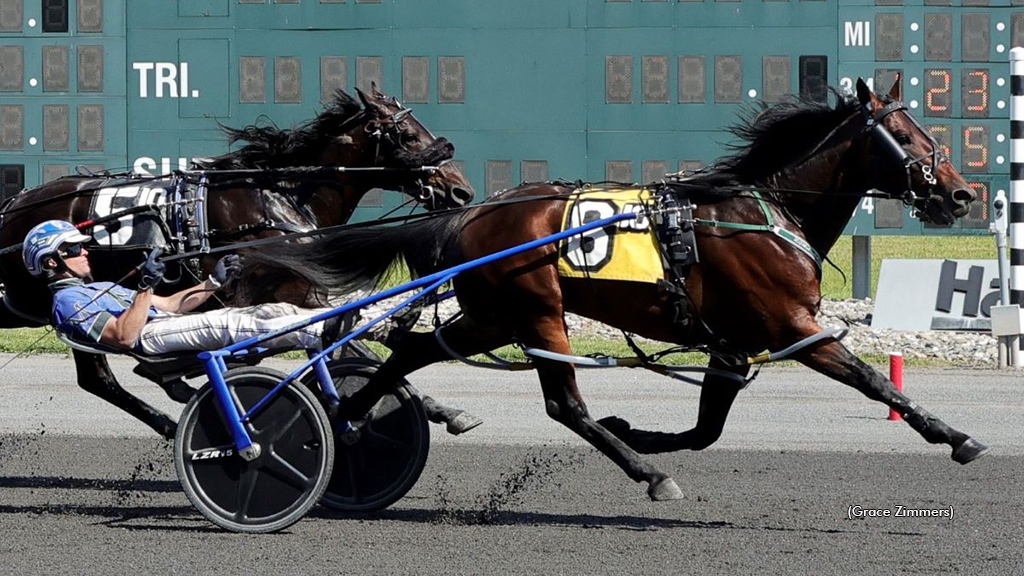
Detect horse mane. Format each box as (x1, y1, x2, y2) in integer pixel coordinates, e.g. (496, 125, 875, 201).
(682, 90, 858, 190)
(199, 90, 364, 169)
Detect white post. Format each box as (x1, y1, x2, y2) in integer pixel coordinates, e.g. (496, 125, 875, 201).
(992, 190, 1019, 368)
(1005, 48, 1024, 367)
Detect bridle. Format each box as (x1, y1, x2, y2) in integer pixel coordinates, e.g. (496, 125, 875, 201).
(861, 98, 948, 206)
(762, 95, 948, 209)
(362, 102, 455, 208)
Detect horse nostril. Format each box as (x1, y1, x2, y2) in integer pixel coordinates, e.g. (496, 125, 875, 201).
(451, 186, 474, 205)
(952, 187, 975, 206)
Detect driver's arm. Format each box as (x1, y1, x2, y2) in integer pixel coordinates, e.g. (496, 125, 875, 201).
(97, 288, 156, 350)
(150, 278, 219, 314)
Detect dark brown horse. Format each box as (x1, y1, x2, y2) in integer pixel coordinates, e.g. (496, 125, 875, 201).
(243, 79, 988, 500)
(0, 86, 473, 439)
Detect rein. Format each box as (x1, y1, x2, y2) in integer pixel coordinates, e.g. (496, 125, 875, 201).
(0, 162, 447, 221)
(158, 186, 593, 263)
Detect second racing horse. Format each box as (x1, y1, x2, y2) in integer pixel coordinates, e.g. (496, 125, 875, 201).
(242, 79, 989, 500)
(0, 86, 473, 439)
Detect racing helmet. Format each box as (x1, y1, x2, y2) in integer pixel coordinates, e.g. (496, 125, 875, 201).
(22, 220, 91, 277)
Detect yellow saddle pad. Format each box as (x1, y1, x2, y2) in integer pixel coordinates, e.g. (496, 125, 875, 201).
(557, 187, 665, 284)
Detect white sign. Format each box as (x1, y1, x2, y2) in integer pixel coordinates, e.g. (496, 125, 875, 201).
(132, 62, 199, 98)
(844, 21, 871, 47)
(873, 259, 1007, 331)
(133, 157, 195, 176)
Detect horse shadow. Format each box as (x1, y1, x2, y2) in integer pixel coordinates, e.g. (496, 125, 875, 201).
(311, 507, 923, 537)
(312, 506, 736, 532)
(0, 474, 735, 533)
(0, 475, 179, 492)
(0, 475, 925, 537)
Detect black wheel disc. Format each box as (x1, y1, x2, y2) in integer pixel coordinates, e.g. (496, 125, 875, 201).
(175, 367, 334, 533)
(303, 358, 429, 512)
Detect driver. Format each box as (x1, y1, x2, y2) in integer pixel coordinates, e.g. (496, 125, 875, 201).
(23, 220, 342, 355)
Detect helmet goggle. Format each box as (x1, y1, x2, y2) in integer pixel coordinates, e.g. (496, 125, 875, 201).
(57, 243, 85, 259)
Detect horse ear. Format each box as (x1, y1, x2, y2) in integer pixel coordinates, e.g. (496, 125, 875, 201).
(355, 86, 385, 117)
(887, 74, 902, 101)
(855, 78, 875, 108)
(370, 81, 387, 99)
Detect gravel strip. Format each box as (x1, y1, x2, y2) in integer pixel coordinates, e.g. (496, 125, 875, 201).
(816, 299, 998, 366)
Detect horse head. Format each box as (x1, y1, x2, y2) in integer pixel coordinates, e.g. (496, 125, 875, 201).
(855, 77, 975, 226)
(341, 84, 474, 210)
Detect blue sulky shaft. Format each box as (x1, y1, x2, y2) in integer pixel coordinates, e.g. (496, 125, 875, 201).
(200, 210, 638, 453)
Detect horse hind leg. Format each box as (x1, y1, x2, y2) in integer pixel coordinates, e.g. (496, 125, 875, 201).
(516, 309, 682, 501)
(794, 331, 988, 464)
(73, 350, 178, 440)
(599, 356, 748, 454)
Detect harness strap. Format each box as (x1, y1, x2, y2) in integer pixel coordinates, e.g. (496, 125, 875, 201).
(432, 326, 533, 371)
(746, 326, 848, 365)
(691, 191, 823, 270)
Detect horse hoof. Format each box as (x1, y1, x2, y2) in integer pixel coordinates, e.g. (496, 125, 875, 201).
(446, 412, 484, 435)
(165, 381, 198, 404)
(952, 438, 990, 464)
(648, 477, 683, 501)
(597, 416, 632, 437)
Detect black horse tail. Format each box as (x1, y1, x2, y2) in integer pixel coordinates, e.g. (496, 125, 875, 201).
(237, 213, 464, 297)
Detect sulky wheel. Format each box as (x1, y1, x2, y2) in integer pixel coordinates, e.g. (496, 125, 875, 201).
(302, 357, 430, 512)
(174, 366, 334, 533)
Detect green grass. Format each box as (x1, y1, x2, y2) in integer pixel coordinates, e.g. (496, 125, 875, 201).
(0, 328, 953, 368)
(820, 235, 995, 300)
(0, 327, 66, 354)
(479, 337, 957, 369)
(304, 336, 953, 369)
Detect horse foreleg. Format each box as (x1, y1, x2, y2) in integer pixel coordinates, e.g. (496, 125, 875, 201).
(338, 318, 509, 423)
(419, 395, 483, 435)
(794, 335, 988, 464)
(518, 311, 683, 501)
(341, 326, 485, 435)
(72, 350, 177, 439)
(599, 357, 748, 454)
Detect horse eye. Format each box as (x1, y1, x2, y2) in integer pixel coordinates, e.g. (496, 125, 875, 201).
(895, 133, 912, 145)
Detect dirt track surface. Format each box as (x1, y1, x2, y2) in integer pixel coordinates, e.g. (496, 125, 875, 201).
(0, 357, 1021, 574)
(0, 439, 1021, 575)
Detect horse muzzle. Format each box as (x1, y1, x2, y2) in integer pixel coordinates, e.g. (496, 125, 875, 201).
(949, 186, 975, 217)
(447, 185, 474, 206)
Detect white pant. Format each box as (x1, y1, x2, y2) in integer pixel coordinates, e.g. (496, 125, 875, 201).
(138, 302, 328, 355)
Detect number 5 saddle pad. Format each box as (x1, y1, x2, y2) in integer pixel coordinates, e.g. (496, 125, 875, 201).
(87, 179, 174, 250)
(557, 187, 665, 284)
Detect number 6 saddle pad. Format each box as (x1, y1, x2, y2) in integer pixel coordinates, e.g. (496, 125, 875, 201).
(557, 187, 664, 284)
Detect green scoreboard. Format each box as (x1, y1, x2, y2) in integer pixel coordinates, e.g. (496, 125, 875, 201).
(0, 0, 1016, 233)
